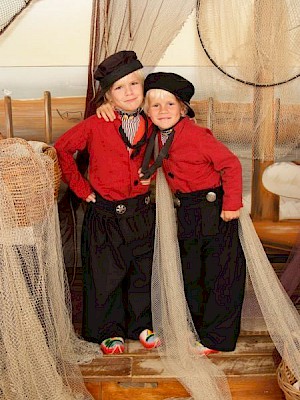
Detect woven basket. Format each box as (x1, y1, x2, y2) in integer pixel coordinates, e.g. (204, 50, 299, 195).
(277, 360, 300, 400)
(0, 138, 61, 227)
(42, 145, 61, 200)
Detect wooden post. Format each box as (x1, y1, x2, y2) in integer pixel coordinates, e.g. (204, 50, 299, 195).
(4, 96, 14, 138)
(251, 0, 279, 221)
(44, 91, 52, 144)
(207, 97, 214, 130)
(274, 98, 280, 143)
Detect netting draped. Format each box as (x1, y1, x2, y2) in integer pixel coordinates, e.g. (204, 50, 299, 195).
(239, 209, 300, 381)
(195, 0, 300, 162)
(0, 138, 100, 400)
(0, 0, 32, 34)
(153, 164, 232, 400)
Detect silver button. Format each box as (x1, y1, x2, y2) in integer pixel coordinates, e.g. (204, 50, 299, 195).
(145, 196, 150, 205)
(174, 197, 181, 207)
(206, 192, 216, 202)
(116, 204, 126, 214)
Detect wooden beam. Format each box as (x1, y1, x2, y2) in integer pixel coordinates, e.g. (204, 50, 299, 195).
(253, 219, 300, 251)
(251, 0, 279, 221)
(44, 91, 52, 144)
(251, 159, 280, 221)
(207, 96, 214, 130)
(4, 96, 13, 138)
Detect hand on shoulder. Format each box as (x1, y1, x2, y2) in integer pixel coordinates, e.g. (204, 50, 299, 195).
(96, 102, 116, 122)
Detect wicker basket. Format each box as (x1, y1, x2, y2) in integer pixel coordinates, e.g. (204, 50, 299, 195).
(277, 360, 300, 400)
(42, 145, 61, 199)
(0, 138, 61, 227)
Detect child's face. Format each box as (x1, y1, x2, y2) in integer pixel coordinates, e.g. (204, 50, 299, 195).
(106, 71, 144, 113)
(146, 90, 184, 130)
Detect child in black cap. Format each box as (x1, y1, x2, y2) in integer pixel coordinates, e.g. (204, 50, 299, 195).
(140, 72, 246, 355)
(55, 51, 160, 354)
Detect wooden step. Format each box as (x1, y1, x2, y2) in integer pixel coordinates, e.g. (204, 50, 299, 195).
(85, 376, 284, 400)
(80, 333, 277, 382)
(80, 332, 285, 400)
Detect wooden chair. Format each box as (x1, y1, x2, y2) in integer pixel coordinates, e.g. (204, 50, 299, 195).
(0, 92, 85, 144)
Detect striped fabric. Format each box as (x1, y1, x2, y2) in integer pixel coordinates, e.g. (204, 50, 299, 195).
(117, 108, 142, 147)
(122, 115, 140, 145)
(160, 128, 174, 145)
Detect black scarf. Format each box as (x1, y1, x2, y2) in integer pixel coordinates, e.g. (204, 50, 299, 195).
(141, 126, 175, 179)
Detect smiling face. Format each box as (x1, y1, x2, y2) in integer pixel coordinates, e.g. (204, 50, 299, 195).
(145, 89, 186, 130)
(105, 70, 144, 113)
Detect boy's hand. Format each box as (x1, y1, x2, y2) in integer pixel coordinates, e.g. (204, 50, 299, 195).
(86, 192, 96, 203)
(138, 168, 151, 186)
(96, 103, 116, 121)
(220, 209, 240, 222)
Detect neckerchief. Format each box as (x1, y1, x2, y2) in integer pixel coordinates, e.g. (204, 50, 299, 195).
(141, 126, 175, 179)
(118, 110, 148, 159)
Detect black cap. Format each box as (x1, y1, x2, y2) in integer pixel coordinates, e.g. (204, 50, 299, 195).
(144, 72, 195, 118)
(94, 51, 143, 100)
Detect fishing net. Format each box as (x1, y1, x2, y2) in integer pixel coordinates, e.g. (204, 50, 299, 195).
(0, 138, 100, 400)
(153, 165, 232, 400)
(0, 0, 32, 34)
(239, 208, 300, 380)
(193, 3, 300, 384)
(195, 0, 300, 163)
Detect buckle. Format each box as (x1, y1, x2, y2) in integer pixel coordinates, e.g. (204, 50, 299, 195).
(116, 204, 126, 214)
(206, 192, 217, 202)
(145, 195, 150, 205)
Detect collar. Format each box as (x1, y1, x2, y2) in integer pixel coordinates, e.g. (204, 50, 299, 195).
(159, 116, 185, 134)
(116, 107, 142, 120)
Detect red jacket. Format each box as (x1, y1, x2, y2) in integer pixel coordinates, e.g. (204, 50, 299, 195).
(54, 114, 152, 201)
(160, 117, 243, 211)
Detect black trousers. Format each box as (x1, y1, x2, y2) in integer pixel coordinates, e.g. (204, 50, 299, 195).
(176, 187, 246, 351)
(81, 192, 155, 343)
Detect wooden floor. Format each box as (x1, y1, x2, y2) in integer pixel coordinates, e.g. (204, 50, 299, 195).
(85, 377, 284, 400)
(79, 331, 285, 400)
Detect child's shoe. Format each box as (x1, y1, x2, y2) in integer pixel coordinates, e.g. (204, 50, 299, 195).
(193, 340, 220, 356)
(139, 329, 161, 349)
(100, 337, 125, 354)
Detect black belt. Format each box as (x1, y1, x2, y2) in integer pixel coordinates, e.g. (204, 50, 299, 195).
(174, 186, 223, 207)
(94, 192, 151, 215)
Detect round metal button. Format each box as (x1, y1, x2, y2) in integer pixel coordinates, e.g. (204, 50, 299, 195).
(173, 197, 181, 207)
(206, 192, 217, 202)
(116, 204, 126, 214)
(145, 196, 150, 205)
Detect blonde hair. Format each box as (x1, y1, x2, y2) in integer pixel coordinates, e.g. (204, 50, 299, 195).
(144, 88, 188, 116)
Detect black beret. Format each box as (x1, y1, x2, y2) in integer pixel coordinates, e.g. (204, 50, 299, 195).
(94, 51, 143, 100)
(144, 72, 195, 118)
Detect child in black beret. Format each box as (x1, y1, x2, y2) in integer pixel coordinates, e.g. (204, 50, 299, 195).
(141, 72, 246, 355)
(55, 51, 160, 354)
